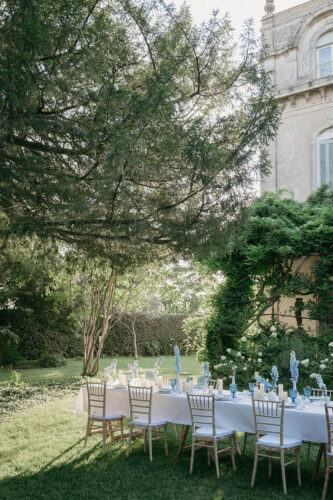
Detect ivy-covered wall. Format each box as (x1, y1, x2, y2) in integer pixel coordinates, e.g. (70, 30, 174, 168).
(204, 188, 333, 367)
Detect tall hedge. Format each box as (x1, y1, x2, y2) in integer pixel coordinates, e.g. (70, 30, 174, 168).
(103, 313, 201, 357)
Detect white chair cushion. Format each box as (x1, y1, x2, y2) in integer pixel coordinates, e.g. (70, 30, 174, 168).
(193, 425, 234, 438)
(90, 414, 123, 420)
(257, 434, 302, 449)
(130, 418, 167, 427)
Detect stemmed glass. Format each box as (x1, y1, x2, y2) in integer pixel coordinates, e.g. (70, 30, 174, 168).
(170, 378, 177, 392)
(303, 386, 312, 400)
(289, 389, 298, 404)
(230, 383, 237, 399)
(249, 382, 256, 397)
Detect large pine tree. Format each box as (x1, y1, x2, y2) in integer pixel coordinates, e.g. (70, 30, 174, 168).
(0, 0, 279, 263)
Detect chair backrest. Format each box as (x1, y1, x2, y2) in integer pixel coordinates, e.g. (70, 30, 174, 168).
(128, 385, 153, 424)
(312, 388, 333, 399)
(208, 379, 217, 389)
(325, 404, 333, 454)
(86, 381, 106, 417)
(187, 394, 215, 435)
(252, 399, 285, 447)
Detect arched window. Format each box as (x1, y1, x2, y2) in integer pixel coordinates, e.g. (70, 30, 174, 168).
(318, 129, 333, 189)
(317, 31, 333, 78)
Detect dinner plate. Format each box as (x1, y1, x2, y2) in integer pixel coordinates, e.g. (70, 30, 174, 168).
(113, 385, 126, 389)
(216, 395, 232, 401)
(158, 389, 172, 394)
(284, 403, 296, 408)
(193, 385, 203, 390)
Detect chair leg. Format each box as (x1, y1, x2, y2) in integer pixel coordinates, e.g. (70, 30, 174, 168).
(121, 418, 124, 446)
(322, 457, 330, 500)
(144, 429, 147, 452)
(296, 447, 302, 486)
(190, 436, 195, 475)
(164, 425, 168, 456)
(214, 439, 220, 479)
(230, 436, 236, 470)
(243, 432, 248, 455)
(233, 434, 241, 455)
(280, 449, 287, 495)
(102, 420, 106, 450)
(268, 453, 272, 478)
(207, 447, 211, 466)
(148, 427, 153, 462)
(251, 446, 259, 488)
(84, 418, 90, 448)
(173, 423, 177, 438)
(126, 425, 133, 457)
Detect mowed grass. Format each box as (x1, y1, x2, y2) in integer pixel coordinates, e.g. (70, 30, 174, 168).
(0, 356, 202, 384)
(0, 395, 327, 500)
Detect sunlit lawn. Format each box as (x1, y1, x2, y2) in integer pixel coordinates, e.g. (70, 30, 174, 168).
(0, 358, 328, 499)
(0, 356, 202, 384)
(0, 395, 326, 500)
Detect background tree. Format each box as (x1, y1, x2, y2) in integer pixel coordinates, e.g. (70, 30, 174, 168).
(0, 0, 279, 264)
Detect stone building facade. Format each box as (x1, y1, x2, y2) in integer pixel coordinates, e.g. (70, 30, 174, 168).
(261, 0, 333, 201)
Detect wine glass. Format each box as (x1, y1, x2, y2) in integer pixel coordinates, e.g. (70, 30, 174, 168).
(303, 386, 312, 400)
(170, 378, 177, 392)
(230, 383, 237, 399)
(289, 388, 298, 404)
(249, 382, 256, 397)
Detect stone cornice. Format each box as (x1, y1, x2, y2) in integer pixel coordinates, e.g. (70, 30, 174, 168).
(275, 76, 333, 100)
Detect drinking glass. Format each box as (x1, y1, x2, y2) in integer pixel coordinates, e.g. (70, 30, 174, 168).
(170, 378, 177, 392)
(249, 382, 256, 397)
(230, 383, 237, 399)
(303, 386, 312, 400)
(289, 389, 298, 404)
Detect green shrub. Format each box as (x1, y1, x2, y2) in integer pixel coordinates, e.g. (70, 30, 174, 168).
(40, 353, 67, 368)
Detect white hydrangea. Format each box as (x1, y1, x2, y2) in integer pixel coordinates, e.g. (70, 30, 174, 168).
(243, 367, 247, 371)
(241, 356, 245, 360)
(329, 342, 333, 348)
(226, 348, 232, 354)
(324, 358, 329, 362)
(270, 325, 276, 332)
(214, 364, 222, 370)
(236, 352, 242, 357)
(320, 364, 326, 370)
(331, 353, 333, 358)
(310, 373, 317, 379)
(258, 358, 262, 363)
(221, 355, 226, 361)
(240, 336, 247, 342)
(271, 331, 278, 338)
(301, 359, 309, 367)
(248, 357, 252, 362)
(257, 328, 262, 334)
(258, 352, 262, 357)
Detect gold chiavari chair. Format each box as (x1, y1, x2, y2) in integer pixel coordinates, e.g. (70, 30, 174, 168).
(126, 385, 168, 462)
(208, 379, 217, 389)
(322, 404, 333, 500)
(187, 394, 236, 478)
(251, 399, 302, 495)
(84, 381, 124, 449)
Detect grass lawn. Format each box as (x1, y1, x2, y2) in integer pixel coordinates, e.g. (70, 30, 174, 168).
(0, 395, 326, 500)
(0, 359, 328, 499)
(0, 356, 202, 384)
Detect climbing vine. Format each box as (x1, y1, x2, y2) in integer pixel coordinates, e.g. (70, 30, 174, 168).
(204, 188, 333, 367)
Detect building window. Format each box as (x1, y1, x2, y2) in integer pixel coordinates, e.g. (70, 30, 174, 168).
(318, 130, 333, 189)
(317, 31, 333, 78)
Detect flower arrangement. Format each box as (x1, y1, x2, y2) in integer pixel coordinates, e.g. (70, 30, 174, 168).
(315, 373, 327, 397)
(128, 360, 139, 378)
(290, 351, 299, 383)
(154, 356, 164, 374)
(271, 365, 279, 389)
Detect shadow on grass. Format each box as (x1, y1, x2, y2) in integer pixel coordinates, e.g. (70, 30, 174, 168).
(0, 433, 326, 500)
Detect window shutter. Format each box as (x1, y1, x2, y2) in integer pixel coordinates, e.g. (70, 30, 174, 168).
(319, 142, 327, 186)
(328, 141, 333, 189)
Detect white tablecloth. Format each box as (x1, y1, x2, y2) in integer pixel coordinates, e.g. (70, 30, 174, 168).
(73, 387, 328, 444)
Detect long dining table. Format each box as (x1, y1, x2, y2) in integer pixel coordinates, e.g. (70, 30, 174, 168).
(74, 386, 328, 476)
